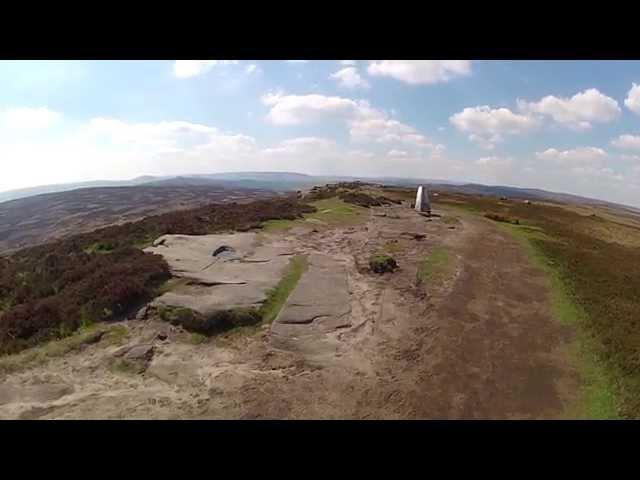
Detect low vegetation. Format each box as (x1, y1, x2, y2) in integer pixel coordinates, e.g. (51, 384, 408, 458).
(259, 255, 308, 323)
(436, 191, 640, 418)
(0, 197, 315, 355)
(369, 254, 398, 274)
(263, 197, 364, 232)
(338, 191, 398, 208)
(0, 323, 128, 376)
(416, 247, 450, 285)
(484, 213, 519, 225)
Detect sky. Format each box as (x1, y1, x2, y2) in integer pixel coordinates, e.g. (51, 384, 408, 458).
(1, 60, 640, 206)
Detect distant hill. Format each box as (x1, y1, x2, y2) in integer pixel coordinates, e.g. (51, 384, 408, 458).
(2, 171, 638, 212)
(0, 185, 280, 253)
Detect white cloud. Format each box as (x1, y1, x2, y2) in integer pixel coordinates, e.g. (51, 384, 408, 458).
(261, 92, 357, 126)
(518, 88, 621, 130)
(262, 137, 336, 156)
(449, 105, 536, 149)
(330, 67, 370, 89)
(625, 83, 640, 114)
(173, 60, 239, 78)
(476, 156, 512, 168)
(536, 147, 608, 167)
(387, 149, 408, 157)
(367, 60, 471, 85)
(350, 102, 442, 151)
(245, 64, 260, 74)
(0, 107, 61, 129)
(612, 134, 640, 151)
(85, 118, 220, 152)
(339, 60, 357, 66)
(261, 92, 442, 153)
(285, 60, 308, 64)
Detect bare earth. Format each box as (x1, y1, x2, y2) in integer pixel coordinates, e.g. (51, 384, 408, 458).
(0, 202, 577, 419)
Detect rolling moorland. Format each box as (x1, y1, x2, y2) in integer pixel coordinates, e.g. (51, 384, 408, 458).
(0, 185, 284, 253)
(1, 180, 640, 418)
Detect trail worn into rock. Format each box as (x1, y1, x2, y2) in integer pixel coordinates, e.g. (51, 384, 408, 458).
(0, 202, 577, 419)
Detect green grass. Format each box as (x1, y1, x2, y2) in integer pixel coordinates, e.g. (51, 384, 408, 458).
(189, 332, 209, 345)
(83, 241, 116, 255)
(259, 255, 308, 324)
(262, 197, 364, 233)
(416, 247, 450, 284)
(0, 323, 128, 376)
(262, 219, 297, 233)
(498, 222, 619, 419)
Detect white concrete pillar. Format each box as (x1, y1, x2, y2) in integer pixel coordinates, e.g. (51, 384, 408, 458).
(415, 185, 431, 214)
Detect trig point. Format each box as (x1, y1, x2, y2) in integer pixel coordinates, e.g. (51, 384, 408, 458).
(414, 185, 431, 215)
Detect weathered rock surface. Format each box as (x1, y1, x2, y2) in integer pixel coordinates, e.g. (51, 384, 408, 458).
(145, 233, 295, 317)
(271, 253, 351, 355)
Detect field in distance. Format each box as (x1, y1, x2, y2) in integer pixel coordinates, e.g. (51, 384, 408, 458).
(0, 185, 282, 253)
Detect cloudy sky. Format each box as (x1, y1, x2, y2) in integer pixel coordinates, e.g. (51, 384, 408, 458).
(1, 60, 640, 206)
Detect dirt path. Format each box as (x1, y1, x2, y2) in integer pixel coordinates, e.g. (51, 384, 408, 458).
(0, 203, 577, 419)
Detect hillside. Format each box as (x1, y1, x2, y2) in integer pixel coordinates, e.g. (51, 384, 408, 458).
(0, 185, 280, 253)
(1, 183, 640, 419)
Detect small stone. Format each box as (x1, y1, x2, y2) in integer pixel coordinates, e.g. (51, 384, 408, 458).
(112, 345, 131, 357)
(135, 306, 148, 320)
(157, 332, 168, 341)
(124, 344, 155, 361)
(153, 238, 167, 247)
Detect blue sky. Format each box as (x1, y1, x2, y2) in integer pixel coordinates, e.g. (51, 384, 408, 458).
(1, 60, 640, 205)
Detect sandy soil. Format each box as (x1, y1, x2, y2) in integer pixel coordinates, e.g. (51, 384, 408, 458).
(0, 202, 577, 419)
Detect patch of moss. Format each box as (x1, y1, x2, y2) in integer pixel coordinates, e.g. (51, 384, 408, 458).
(262, 197, 365, 233)
(260, 255, 308, 324)
(101, 324, 130, 346)
(0, 324, 121, 376)
(83, 241, 116, 255)
(157, 304, 261, 336)
(369, 254, 398, 274)
(189, 332, 209, 345)
(416, 247, 450, 284)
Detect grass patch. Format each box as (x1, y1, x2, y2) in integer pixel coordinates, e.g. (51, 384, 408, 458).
(262, 218, 297, 233)
(498, 223, 619, 419)
(0, 323, 126, 377)
(369, 254, 398, 274)
(189, 332, 209, 345)
(259, 255, 308, 324)
(83, 241, 116, 255)
(484, 213, 520, 225)
(417, 247, 450, 284)
(101, 324, 130, 346)
(262, 197, 364, 233)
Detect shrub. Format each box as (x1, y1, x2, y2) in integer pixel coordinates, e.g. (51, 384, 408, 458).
(0, 197, 313, 354)
(369, 254, 399, 274)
